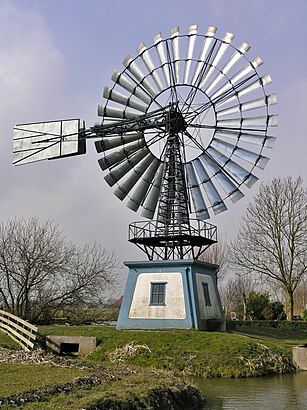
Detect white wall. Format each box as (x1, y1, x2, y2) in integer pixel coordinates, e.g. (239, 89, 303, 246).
(129, 272, 186, 319)
(196, 272, 222, 319)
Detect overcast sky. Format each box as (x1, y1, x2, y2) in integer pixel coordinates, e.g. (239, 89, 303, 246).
(0, 0, 306, 292)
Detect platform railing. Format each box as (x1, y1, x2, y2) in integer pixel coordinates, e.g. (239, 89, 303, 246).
(129, 218, 217, 242)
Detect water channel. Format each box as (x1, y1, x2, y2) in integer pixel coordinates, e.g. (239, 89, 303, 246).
(195, 372, 307, 409)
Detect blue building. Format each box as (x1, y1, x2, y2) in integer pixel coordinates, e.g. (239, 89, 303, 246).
(117, 259, 225, 331)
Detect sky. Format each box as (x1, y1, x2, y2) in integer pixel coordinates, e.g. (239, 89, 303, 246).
(0, 0, 306, 293)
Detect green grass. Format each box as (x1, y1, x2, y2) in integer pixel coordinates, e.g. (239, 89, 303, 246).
(39, 325, 294, 377)
(235, 325, 307, 344)
(0, 363, 87, 396)
(0, 331, 19, 349)
(16, 366, 190, 410)
(0, 363, 194, 409)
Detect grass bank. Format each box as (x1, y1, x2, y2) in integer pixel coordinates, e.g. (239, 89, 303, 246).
(0, 362, 203, 409)
(0, 325, 298, 408)
(235, 324, 307, 344)
(39, 325, 294, 378)
(0, 362, 87, 396)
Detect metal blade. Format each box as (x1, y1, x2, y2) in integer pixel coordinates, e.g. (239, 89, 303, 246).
(141, 163, 164, 219)
(113, 153, 155, 200)
(123, 55, 157, 98)
(207, 147, 258, 188)
(211, 56, 263, 101)
(126, 158, 161, 212)
(205, 42, 250, 94)
(104, 148, 149, 186)
(217, 74, 272, 107)
(217, 114, 278, 128)
(215, 129, 276, 148)
(237, 73, 272, 99)
(171, 26, 180, 84)
(217, 94, 277, 117)
(111, 69, 152, 104)
(211, 138, 270, 169)
(98, 104, 140, 119)
(103, 87, 147, 112)
(199, 32, 234, 89)
(192, 159, 227, 214)
(137, 42, 164, 92)
(186, 163, 209, 219)
(97, 139, 145, 170)
(199, 154, 244, 203)
(95, 133, 142, 153)
(184, 24, 198, 84)
(191, 26, 217, 86)
(154, 32, 171, 87)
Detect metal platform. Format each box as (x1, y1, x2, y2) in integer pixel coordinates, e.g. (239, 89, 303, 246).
(129, 219, 217, 260)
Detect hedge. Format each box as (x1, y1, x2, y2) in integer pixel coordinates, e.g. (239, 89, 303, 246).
(237, 320, 307, 330)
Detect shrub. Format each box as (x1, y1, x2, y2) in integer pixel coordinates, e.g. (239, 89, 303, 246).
(237, 320, 307, 331)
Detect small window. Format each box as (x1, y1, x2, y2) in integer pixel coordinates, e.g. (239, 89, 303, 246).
(202, 282, 211, 306)
(150, 282, 166, 305)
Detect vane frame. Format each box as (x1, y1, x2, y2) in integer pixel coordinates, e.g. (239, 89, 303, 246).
(13, 119, 86, 166)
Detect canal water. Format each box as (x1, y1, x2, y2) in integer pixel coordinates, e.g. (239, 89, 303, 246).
(195, 372, 307, 409)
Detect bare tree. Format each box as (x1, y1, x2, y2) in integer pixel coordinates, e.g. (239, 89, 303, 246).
(32, 242, 118, 321)
(220, 272, 256, 320)
(293, 276, 307, 317)
(200, 234, 228, 282)
(0, 217, 118, 321)
(230, 176, 307, 320)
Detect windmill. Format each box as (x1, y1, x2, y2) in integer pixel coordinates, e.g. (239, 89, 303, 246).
(13, 25, 277, 330)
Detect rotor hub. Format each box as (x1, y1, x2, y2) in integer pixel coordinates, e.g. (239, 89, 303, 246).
(166, 109, 187, 135)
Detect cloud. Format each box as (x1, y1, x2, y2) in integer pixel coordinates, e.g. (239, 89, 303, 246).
(0, 1, 66, 121)
(0, 1, 79, 196)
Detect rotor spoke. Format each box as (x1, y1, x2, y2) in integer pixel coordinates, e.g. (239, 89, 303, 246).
(189, 123, 270, 134)
(165, 39, 180, 105)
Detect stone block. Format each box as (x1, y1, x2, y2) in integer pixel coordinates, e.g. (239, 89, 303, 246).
(46, 335, 96, 356)
(293, 344, 307, 371)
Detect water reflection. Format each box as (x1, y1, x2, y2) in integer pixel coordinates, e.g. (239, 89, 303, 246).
(195, 372, 307, 409)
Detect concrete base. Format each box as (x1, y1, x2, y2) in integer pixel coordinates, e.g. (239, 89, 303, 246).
(46, 335, 96, 356)
(117, 259, 225, 331)
(293, 344, 307, 370)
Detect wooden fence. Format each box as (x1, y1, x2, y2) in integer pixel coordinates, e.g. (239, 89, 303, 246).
(0, 310, 38, 351)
